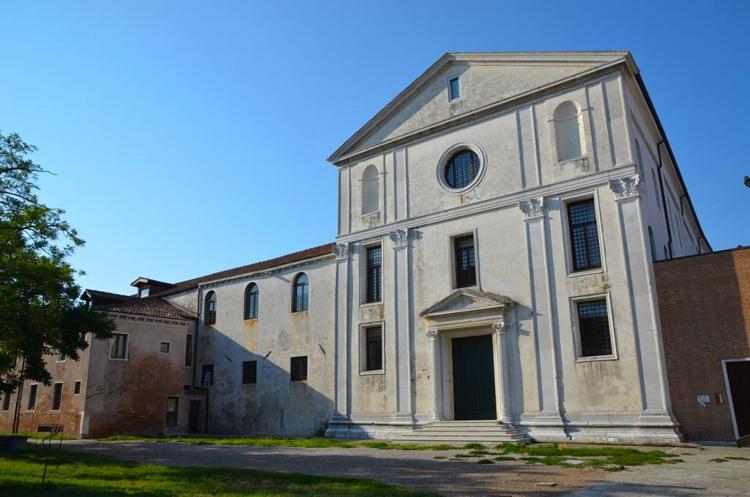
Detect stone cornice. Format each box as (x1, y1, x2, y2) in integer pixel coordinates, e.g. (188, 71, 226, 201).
(198, 254, 335, 290)
(107, 311, 193, 327)
(337, 164, 637, 244)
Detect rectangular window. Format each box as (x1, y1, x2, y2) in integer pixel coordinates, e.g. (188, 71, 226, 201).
(577, 299, 613, 358)
(2, 393, 10, 411)
(363, 326, 383, 372)
(160, 342, 170, 354)
(165, 396, 179, 428)
(27, 384, 38, 411)
(567, 199, 601, 272)
(290, 356, 308, 382)
(365, 245, 382, 303)
(185, 335, 193, 367)
(242, 361, 257, 385)
(201, 364, 214, 387)
(449, 77, 460, 100)
(52, 382, 63, 411)
(110, 333, 128, 359)
(454, 235, 477, 288)
(57, 352, 67, 362)
(74, 381, 81, 395)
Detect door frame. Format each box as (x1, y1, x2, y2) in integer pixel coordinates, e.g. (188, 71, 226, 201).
(721, 357, 750, 441)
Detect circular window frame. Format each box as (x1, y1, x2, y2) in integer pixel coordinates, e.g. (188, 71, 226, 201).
(436, 143, 487, 195)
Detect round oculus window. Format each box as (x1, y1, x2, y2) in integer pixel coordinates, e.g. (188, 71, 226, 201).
(444, 149, 480, 189)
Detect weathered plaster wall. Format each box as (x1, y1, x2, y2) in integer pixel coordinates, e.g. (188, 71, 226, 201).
(183, 256, 336, 436)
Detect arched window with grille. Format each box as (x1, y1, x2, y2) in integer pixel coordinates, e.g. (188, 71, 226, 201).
(204, 291, 217, 325)
(553, 101, 584, 162)
(291, 273, 309, 313)
(244, 283, 259, 319)
(361, 165, 379, 215)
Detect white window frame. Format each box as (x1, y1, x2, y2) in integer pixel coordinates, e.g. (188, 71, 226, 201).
(159, 341, 171, 354)
(570, 293, 618, 363)
(56, 351, 67, 363)
(721, 357, 750, 441)
(51, 382, 64, 411)
(109, 332, 129, 361)
(448, 228, 481, 290)
(359, 239, 384, 306)
(560, 190, 607, 277)
(26, 383, 38, 411)
(359, 322, 385, 375)
(446, 74, 462, 102)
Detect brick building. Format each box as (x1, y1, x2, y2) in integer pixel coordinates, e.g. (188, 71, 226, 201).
(655, 247, 750, 444)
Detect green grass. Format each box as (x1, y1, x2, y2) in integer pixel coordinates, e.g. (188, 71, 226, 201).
(99, 435, 457, 451)
(725, 456, 750, 461)
(709, 458, 729, 463)
(0, 447, 439, 497)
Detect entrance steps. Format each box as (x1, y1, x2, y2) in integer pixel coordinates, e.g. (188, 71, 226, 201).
(391, 420, 529, 444)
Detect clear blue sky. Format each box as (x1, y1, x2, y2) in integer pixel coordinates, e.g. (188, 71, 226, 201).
(2, 1, 748, 295)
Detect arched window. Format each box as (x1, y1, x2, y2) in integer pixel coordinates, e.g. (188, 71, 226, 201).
(204, 291, 217, 325)
(362, 165, 379, 215)
(244, 283, 259, 319)
(291, 273, 309, 313)
(444, 149, 480, 189)
(553, 101, 584, 162)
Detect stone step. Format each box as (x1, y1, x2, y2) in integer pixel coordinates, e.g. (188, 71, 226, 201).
(416, 425, 518, 433)
(390, 421, 530, 444)
(394, 434, 528, 443)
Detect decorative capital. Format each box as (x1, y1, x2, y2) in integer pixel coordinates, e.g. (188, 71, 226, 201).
(333, 242, 350, 260)
(492, 319, 508, 334)
(389, 228, 410, 249)
(426, 328, 439, 341)
(518, 197, 545, 220)
(609, 174, 640, 201)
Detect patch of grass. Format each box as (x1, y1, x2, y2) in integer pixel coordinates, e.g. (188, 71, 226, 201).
(99, 435, 458, 451)
(0, 447, 439, 497)
(476, 459, 495, 464)
(493, 455, 516, 462)
(462, 443, 486, 450)
(725, 456, 750, 461)
(432, 456, 447, 460)
(710, 458, 729, 463)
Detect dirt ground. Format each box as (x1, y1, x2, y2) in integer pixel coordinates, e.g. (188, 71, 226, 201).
(63, 441, 750, 497)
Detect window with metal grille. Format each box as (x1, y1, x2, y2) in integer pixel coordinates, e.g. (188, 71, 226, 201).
(160, 342, 170, 354)
(292, 274, 309, 312)
(454, 235, 477, 288)
(74, 381, 81, 395)
(2, 393, 10, 411)
(577, 299, 613, 357)
(363, 326, 383, 372)
(365, 246, 382, 303)
(204, 291, 217, 325)
(27, 384, 37, 411)
(242, 360, 257, 384)
(185, 335, 193, 367)
(567, 199, 601, 271)
(444, 150, 480, 189)
(201, 364, 214, 387)
(52, 383, 63, 410)
(165, 396, 179, 428)
(110, 333, 128, 359)
(244, 283, 259, 319)
(290, 356, 307, 381)
(449, 77, 460, 101)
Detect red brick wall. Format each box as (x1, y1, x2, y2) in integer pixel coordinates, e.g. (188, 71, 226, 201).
(655, 247, 750, 441)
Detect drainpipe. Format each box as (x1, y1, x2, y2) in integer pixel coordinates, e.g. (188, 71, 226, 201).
(655, 140, 674, 259)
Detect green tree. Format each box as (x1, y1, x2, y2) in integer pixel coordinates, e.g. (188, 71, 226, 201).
(0, 131, 114, 395)
(745, 176, 750, 188)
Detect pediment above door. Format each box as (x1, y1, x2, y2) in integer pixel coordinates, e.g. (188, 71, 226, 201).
(421, 288, 515, 331)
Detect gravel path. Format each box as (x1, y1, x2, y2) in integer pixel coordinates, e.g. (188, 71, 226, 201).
(63, 440, 602, 497)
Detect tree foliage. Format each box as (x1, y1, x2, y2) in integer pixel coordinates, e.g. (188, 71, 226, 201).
(0, 131, 114, 393)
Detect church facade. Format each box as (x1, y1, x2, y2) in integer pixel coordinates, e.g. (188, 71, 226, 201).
(1, 52, 710, 443)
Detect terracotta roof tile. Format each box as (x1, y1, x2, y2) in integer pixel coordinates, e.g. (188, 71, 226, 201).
(97, 297, 194, 321)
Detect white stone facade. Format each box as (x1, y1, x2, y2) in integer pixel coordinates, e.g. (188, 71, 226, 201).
(164, 52, 709, 443)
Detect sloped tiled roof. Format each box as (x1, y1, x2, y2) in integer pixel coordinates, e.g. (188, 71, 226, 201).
(154, 242, 335, 296)
(98, 297, 195, 321)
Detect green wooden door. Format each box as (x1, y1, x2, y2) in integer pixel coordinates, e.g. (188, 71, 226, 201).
(452, 335, 497, 420)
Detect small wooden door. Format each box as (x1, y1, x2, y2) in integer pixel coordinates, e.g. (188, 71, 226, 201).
(452, 335, 497, 420)
(726, 360, 750, 443)
(188, 399, 202, 433)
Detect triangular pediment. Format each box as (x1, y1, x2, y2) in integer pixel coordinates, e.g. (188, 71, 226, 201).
(421, 288, 514, 318)
(329, 51, 634, 163)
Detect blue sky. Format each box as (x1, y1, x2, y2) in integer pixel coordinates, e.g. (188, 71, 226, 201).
(2, 1, 748, 295)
